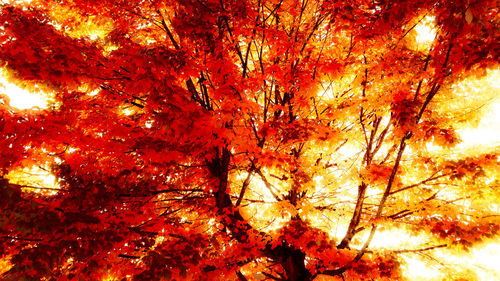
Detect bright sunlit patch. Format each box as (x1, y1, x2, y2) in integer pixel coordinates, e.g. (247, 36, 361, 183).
(471, 241, 500, 280)
(237, 168, 292, 232)
(47, 5, 113, 42)
(368, 228, 426, 249)
(0, 72, 49, 109)
(431, 240, 500, 281)
(401, 255, 443, 281)
(457, 100, 500, 148)
(88, 89, 100, 96)
(120, 104, 142, 116)
(0, 0, 32, 5)
(121, 108, 135, 116)
(455, 69, 500, 150)
(414, 16, 436, 44)
(5, 165, 61, 196)
(489, 203, 500, 213)
(413, 15, 436, 50)
(336, 143, 361, 159)
(424, 142, 442, 154)
(103, 43, 120, 55)
(0, 256, 12, 275)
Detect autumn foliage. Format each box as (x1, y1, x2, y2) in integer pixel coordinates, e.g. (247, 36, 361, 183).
(0, 0, 499, 280)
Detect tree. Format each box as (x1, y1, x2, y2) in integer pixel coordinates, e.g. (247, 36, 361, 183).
(0, 0, 498, 280)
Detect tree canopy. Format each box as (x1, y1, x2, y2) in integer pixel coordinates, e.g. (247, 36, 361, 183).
(0, 0, 499, 280)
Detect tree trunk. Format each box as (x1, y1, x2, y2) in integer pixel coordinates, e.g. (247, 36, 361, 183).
(270, 244, 312, 281)
(208, 148, 312, 280)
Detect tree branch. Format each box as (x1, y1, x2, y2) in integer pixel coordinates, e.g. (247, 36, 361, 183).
(254, 166, 282, 202)
(389, 172, 450, 195)
(156, 10, 180, 50)
(118, 254, 141, 259)
(393, 244, 447, 253)
(236, 164, 255, 206)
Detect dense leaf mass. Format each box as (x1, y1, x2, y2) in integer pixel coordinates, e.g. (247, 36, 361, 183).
(0, 0, 498, 280)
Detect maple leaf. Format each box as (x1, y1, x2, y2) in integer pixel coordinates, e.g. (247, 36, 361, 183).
(0, 0, 499, 281)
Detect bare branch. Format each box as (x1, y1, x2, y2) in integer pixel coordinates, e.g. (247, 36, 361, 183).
(236, 164, 255, 206)
(390, 172, 450, 195)
(393, 244, 447, 253)
(254, 167, 282, 202)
